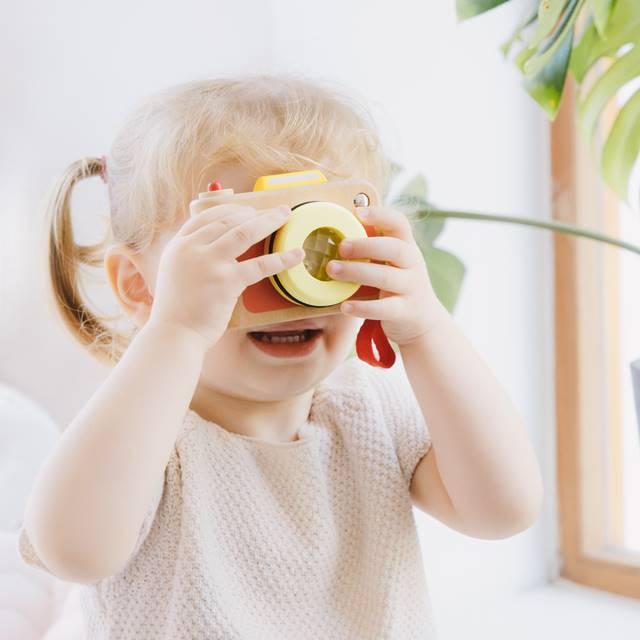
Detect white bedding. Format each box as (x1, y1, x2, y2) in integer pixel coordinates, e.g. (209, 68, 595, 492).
(0, 384, 84, 638)
(0, 531, 84, 639)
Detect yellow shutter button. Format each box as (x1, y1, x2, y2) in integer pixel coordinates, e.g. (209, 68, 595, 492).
(267, 201, 368, 307)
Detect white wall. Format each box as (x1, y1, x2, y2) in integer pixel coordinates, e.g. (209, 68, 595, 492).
(0, 0, 556, 635)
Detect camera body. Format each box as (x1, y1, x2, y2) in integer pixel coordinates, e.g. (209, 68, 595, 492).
(189, 169, 382, 330)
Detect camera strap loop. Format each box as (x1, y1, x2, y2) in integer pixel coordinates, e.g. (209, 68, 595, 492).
(356, 319, 396, 368)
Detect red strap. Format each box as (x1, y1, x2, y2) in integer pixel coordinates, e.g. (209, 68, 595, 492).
(356, 319, 396, 368)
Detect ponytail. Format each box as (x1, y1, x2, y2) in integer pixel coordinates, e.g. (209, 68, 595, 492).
(47, 157, 128, 365)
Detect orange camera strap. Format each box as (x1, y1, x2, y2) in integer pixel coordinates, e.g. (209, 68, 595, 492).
(356, 319, 396, 368)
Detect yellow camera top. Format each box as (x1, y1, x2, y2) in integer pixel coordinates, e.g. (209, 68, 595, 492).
(252, 169, 328, 191)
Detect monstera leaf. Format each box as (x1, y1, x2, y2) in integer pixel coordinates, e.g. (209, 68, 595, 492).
(389, 173, 466, 312)
(572, 1, 640, 201)
(456, 0, 513, 20)
(457, 0, 640, 204)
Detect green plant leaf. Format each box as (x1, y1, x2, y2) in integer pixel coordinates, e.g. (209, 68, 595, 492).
(602, 88, 640, 202)
(410, 208, 446, 250)
(578, 43, 640, 141)
(390, 174, 447, 246)
(456, 0, 513, 21)
(393, 173, 429, 207)
(522, 0, 584, 78)
(529, 0, 571, 50)
(603, 0, 640, 37)
(500, 6, 538, 58)
(386, 172, 464, 309)
(524, 25, 574, 118)
(422, 247, 466, 312)
(570, 19, 603, 82)
(571, 0, 640, 201)
(515, 40, 538, 72)
(388, 159, 404, 179)
(588, 0, 615, 35)
(571, 19, 640, 83)
(459, 0, 640, 203)
(513, 0, 579, 75)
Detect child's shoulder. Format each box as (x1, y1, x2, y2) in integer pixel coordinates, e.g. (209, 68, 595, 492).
(319, 356, 432, 488)
(316, 355, 420, 428)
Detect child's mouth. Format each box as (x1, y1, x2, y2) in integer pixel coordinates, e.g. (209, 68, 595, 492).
(247, 328, 323, 358)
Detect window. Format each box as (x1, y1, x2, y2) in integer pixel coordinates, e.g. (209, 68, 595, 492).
(552, 78, 640, 599)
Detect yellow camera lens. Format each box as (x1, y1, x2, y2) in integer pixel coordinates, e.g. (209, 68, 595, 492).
(302, 227, 344, 281)
(267, 201, 367, 307)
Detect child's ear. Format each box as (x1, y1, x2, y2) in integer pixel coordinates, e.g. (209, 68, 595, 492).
(104, 244, 154, 327)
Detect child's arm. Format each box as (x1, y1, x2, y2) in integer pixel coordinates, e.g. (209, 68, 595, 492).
(400, 315, 544, 539)
(327, 205, 543, 539)
(23, 323, 205, 584)
(24, 204, 303, 583)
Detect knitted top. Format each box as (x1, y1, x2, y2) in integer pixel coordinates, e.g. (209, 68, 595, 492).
(19, 356, 437, 639)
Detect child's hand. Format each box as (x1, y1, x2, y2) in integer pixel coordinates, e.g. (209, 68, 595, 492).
(148, 204, 304, 351)
(326, 206, 449, 346)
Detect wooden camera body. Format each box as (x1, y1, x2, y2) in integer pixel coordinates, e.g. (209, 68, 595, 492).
(189, 169, 382, 330)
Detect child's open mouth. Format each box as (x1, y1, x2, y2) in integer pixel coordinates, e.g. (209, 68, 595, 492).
(247, 327, 323, 358)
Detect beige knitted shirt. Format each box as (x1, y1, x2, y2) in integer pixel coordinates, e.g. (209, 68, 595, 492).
(19, 357, 437, 639)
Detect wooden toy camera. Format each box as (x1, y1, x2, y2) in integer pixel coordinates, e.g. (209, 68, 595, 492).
(189, 169, 395, 367)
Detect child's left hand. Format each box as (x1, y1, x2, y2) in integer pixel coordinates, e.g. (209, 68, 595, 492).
(326, 205, 450, 346)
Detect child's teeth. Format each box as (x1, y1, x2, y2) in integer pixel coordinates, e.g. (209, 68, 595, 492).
(256, 330, 313, 344)
(270, 335, 302, 343)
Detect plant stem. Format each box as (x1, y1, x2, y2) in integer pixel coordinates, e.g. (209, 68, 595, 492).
(421, 209, 640, 256)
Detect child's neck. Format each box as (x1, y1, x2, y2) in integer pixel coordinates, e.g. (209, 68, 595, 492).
(189, 384, 315, 443)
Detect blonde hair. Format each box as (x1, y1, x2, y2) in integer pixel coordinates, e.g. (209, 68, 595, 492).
(46, 72, 393, 365)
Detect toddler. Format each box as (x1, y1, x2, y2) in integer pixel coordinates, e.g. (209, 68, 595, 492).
(19, 73, 543, 639)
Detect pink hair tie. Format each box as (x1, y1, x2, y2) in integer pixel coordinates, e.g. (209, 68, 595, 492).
(99, 155, 108, 184)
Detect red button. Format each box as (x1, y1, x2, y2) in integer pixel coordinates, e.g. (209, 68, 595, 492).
(207, 181, 223, 191)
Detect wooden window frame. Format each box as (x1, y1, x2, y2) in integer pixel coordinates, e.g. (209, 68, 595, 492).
(552, 78, 640, 599)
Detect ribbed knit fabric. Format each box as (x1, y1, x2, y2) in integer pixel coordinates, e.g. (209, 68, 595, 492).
(19, 356, 437, 639)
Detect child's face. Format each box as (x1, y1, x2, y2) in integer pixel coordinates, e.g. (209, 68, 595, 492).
(142, 162, 363, 401)
(200, 311, 361, 402)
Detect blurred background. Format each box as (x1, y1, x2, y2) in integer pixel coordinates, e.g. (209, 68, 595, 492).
(1, 0, 640, 638)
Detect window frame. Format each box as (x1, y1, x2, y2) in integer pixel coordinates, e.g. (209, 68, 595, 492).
(552, 78, 640, 600)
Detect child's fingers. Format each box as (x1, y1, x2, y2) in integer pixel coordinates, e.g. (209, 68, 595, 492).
(212, 206, 292, 257)
(338, 236, 416, 268)
(356, 206, 415, 243)
(326, 260, 410, 294)
(340, 296, 403, 320)
(180, 204, 254, 236)
(235, 248, 305, 287)
(188, 208, 258, 244)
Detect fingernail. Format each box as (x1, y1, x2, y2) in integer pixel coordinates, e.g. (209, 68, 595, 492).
(340, 240, 352, 256)
(327, 260, 341, 274)
(342, 302, 353, 313)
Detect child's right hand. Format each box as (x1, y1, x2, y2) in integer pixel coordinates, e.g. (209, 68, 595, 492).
(147, 204, 304, 351)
